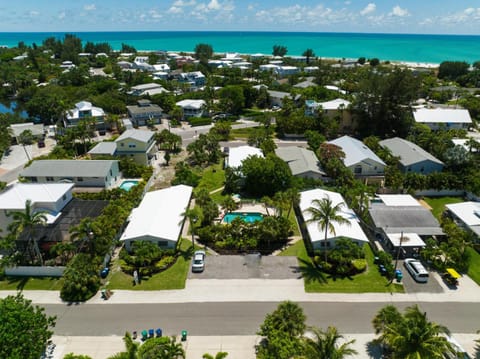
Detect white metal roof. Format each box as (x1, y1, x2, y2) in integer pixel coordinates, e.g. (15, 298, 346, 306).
(446, 202, 480, 226)
(328, 135, 386, 168)
(386, 233, 425, 247)
(120, 185, 193, 243)
(318, 98, 351, 110)
(227, 145, 263, 168)
(0, 183, 73, 210)
(300, 188, 368, 243)
(66, 101, 105, 119)
(115, 129, 154, 143)
(378, 194, 421, 207)
(176, 99, 206, 110)
(413, 108, 472, 124)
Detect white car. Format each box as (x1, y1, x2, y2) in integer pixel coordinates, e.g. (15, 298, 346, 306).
(192, 250, 206, 272)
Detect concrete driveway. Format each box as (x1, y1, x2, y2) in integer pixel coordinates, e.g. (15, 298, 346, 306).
(188, 254, 301, 279)
(399, 260, 444, 294)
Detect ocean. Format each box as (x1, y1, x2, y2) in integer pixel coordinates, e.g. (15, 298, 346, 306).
(0, 31, 479, 64)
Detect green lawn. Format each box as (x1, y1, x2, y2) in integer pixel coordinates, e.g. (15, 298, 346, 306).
(282, 240, 404, 293)
(230, 127, 257, 139)
(194, 163, 225, 194)
(423, 197, 464, 220)
(107, 238, 192, 290)
(0, 276, 63, 291)
(466, 247, 480, 285)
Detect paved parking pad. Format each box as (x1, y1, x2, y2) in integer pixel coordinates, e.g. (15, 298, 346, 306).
(400, 263, 444, 294)
(188, 255, 301, 279)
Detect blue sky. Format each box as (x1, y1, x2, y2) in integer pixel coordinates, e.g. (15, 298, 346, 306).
(1, 0, 480, 34)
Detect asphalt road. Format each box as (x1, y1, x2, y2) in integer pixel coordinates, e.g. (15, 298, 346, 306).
(44, 302, 480, 336)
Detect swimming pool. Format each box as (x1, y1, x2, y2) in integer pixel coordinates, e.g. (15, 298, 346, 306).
(223, 212, 264, 224)
(119, 180, 139, 191)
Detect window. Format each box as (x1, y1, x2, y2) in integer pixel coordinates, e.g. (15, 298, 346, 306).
(62, 194, 67, 200)
(128, 143, 136, 148)
(77, 177, 83, 182)
(120, 143, 124, 147)
(157, 241, 168, 247)
(354, 165, 362, 174)
(30, 177, 37, 182)
(110, 170, 112, 176)
(46, 177, 54, 182)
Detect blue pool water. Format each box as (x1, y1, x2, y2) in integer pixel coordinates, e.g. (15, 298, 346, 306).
(223, 212, 264, 224)
(119, 180, 139, 191)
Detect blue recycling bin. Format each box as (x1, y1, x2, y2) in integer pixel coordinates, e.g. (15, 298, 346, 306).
(395, 269, 403, 282)
(181, 330, 187, 341)
(156, 328, 162, 337)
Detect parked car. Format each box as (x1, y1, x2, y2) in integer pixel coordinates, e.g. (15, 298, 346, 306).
(404, 258, 429, 283)
(191, 250, 206, 272)
(37, 140, 46, 148)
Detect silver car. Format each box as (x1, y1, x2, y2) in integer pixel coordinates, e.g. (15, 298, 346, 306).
(192, 250, 206, 272)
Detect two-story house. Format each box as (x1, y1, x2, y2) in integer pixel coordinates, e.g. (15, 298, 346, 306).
(114, 129, 157, 166)
(127, 100, 163, 126)
(64, 101, 105, 130)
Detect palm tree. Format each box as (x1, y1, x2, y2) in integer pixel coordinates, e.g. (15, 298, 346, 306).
(203, 352, 228, 359)
(7, 199, 47, 265)
(374, 305, 455, 358)
(304, 196, 350, 262)
(18, 129, 34, 161)
(221, 197, 238, 215)
(69, 217, 95, 254)
(107, 331, 139, 359)
(302, 48, 316, 65)
(303, 326, 357, 359)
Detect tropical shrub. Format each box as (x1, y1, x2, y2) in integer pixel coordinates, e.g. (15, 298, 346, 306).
(60, 253, 101, 302)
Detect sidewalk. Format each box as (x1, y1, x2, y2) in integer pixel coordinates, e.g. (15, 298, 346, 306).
(47, 333, 480, 359)
(2, 273, 480, 305)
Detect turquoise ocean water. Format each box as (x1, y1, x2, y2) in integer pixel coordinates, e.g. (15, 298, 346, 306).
(0, 31, 479, 64)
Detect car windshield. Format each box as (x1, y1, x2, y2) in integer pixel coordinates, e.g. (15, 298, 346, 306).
(194, 258, 203, 264)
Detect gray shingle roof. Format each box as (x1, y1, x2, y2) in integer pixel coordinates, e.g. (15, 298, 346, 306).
(87, 142, 117, 156)
(115, 129, 154, 143)
(379, 137, 443, 167)
(328, 136, 386, 167)
(369, 204, 443, 236)
(21, 160, 118, 178)
(275, 147, 326, 176)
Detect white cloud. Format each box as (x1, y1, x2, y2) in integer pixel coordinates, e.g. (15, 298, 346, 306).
(390, 5, 409, 17)
(84, 4, 96, 11)
(255, 4, 354, 26)
(172, 0, 196, 6)
(29, 10, 40, 17)
(247, 4, 254, 11)
(167, 6, 183, 14)
(58, 11, 66, 20)
(149, 10, 162, 19)
(426, 7, 480, 26)
(207, 0, 221, 11)
(360, 3, 376, 16)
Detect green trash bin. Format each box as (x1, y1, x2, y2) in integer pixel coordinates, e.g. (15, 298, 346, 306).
(181, 330, 187, 341)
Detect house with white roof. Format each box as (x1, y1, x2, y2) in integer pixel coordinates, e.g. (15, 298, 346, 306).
(21, 160, 120, 189)
(304, 66, 319, 73)
(379, 137, 444, 174)
(176, 71, 206, 88)
(327, 136, 385, 177)
(413, 108, 472, 130)
(275, 147, 327, 180)
(225, 145, 263, 168)
(0, 183, 74, 233)
(275, 66, 299, 77)
(259, 64, 280, 72)
(114, 129, 157, 166)
(267, 90, 301, 108)
(120, 185, 193, 251)
(299, 188, 369, 249)
(305, 98, 353, 132)
(446, 202, 480, 239)
(64, 101, 105, 129)
(129, 83, 169, 97)
(176, 99, 206, 119)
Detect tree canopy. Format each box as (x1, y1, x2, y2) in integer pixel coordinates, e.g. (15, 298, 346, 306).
(0, 293, 56, 359)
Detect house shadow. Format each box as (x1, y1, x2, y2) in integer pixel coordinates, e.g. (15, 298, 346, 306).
(296, 258, 328, 284)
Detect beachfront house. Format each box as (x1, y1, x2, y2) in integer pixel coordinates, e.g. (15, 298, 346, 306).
(20, 160, 120, 189)
(275, 66, 299, 77)
(127, 100, 163, 126)
(413, 108, 473, 130)
(176, 99, 206, 119)
(275, 146, 327, 180)
(379, 137, 444, 174)
(299, 188, 369, 249)
(120, 185, 193, 251)
(327, 136, 385, 178)
(64, 101, 106, 130)
(0, 183, 74, 234)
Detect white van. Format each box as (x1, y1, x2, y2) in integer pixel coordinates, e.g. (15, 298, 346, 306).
(404, 258, 429, 283)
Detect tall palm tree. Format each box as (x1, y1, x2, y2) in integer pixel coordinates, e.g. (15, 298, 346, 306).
(69, 217, 95, 254)
(7, 199, 47, 265)
(302, 48, 316, 65)
(374, 305, 455, 359)
(303, 326, 357, 359)
(304, 196, 350, 262)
